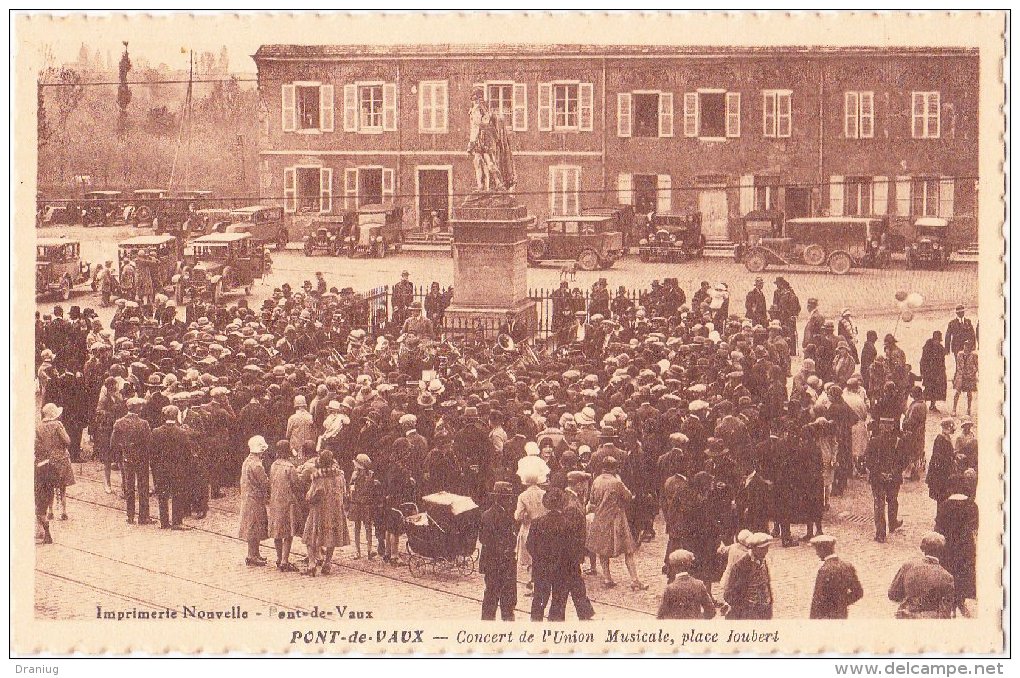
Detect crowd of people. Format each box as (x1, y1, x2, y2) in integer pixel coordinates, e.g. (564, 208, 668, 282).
(33, 270, 980, 620)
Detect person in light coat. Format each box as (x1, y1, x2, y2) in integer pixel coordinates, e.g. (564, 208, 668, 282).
(302, 449, 349, 576)
(36, 402, 75, 522)
(238, 435, 270, 567)
(842, 376, 870, 474)
(515, 444, 548, 593)
(286, 395, 316, 458)
(268, 444, 302, 572)
(586, 456, 647, 591)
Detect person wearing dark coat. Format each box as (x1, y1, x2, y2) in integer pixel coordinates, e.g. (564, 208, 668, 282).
(658, 549, 716, 619)
(860, 331, 879, 392)
(734, 468, 772, 534)
(920, 331, 948, 411)
(110, 398, 152, 524)
(724, 532, 774, 619)
(808, 535, 863, 619)
(934, 494, 978, 611)
(888, 532, 956, 618)
(926, 419, 959, 505)
(478, 481, 520, 621)
(527, 487, 586, 622)
(744, 278, 768, 328)
(866, 423, 906, 542)
(944, 306, 977, 358)
(771, 428, 803, 546)
(150, 405, 194, 529)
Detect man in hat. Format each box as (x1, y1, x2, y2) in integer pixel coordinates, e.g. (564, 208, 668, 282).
(866, 416, 906, 543)
(204, 387, 238, 502)
(239, 436, 270, 567)
(402, 301, 435, 340)
(478, 481, 519, 621)
(744, 277, 768, 329)
(527, 487, 585, 622)
(392, 271, 414, 328)
(657, 549, 717, 619)
(803, 298, 824, 351)
(150, 405, 193, 530)
(902, 385, 929, 481)
(808, 535, 864, 619)
(110, 397, 153, 525)
(926, 418, 959, 505)
(888, 532, 956, 618)
(723, 532, 774, 619)
(944, 304, 977, 359)
(286, 395, 316, 459)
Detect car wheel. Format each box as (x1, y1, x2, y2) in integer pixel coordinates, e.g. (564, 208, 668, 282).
(828, 252, 852, 275)
(578, 250, 599, 271)
(136, 206, 153, 222)
(744, 251, 767, 273)
(639, 250, 650, 263)
(527, 239, 546, 263)
(802, 244, 826, 266)
(60, 277, 71, 301)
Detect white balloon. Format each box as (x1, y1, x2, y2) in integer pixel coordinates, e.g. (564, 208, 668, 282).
(906, 292, 925, 309)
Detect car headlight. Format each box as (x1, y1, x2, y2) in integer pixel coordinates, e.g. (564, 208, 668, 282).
(347, 236, 354, 242)
(639, 238, 648, 245)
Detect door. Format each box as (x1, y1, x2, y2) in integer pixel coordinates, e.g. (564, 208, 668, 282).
(633, 174, 658, 214)
(416, 168, 451, 232)
(698, 189, 729, 239)
(786, 187, 812, 219)
(358, 168, 383, 207)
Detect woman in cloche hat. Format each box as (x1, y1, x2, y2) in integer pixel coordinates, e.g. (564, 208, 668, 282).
(36, 402, 75, 522)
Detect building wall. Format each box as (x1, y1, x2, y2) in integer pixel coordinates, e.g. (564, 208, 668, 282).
(255, 47, 980, 243)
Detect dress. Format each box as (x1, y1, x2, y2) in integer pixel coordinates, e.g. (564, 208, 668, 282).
(920, 339, 948, 401)
(303, 467, 350, 551)
(953, 350, 978, 392)
(514, 485, 548, 569)
(935, 498, 978, 600)
(238, 454, 269, 542)
(35, 419, 75, 487)
(586, 472, 637, 557)
(267, 458, 301, 540)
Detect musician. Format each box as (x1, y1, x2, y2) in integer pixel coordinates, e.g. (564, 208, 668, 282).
(570, 311, 591, 348)
(611, 286, 634, 325)
(498, 310, 528, 344)
(397, 334, 427, 381)
(401, 302, 435, 340)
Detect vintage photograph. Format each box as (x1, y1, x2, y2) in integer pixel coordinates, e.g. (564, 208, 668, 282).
(11, 11, 1006, 656)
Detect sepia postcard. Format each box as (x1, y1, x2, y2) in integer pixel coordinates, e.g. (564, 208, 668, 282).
(10, 11, 1007, 656)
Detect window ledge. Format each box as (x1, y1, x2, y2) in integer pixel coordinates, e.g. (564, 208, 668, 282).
(698, 136, 729, 142)
(358, 128, 386, 135)
(296, 128, 323, 135)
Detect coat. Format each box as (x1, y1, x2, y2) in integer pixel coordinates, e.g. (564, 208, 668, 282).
(586, 472, 637, 557)
(920, 338, 948, 401)
(888, 556, 956, 618)
(478, 502, 518, 576)
(514, 485, 547, 568)
(809, 556, 864, 618)
(35, 419, 75, 487)
(724, 553, 774, 619)
(952, 350, 978, 392)
(238, 454, 269, 542)
(526, 509, 582, 582)
(303, 466, 350, 550)
(926, 434, 958, 503)
(150, 422, 193, 494)
(110, 412, 151, 467)
(945, 317, 976, 356)
(935, 498, 977, 600)
(657, 573, 717, 619)
(268, 457, 302, 539)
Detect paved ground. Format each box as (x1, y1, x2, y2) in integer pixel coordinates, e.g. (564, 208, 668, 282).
(31, 223, 979, 621)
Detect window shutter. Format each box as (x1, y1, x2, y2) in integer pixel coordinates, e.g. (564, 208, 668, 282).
(911, 93, 924, 138)
(579, 83, 594, 131)
(617, 93, 632, 138)
(382, 83, 397, 132)
(343, 84, 358, 132)
(683, 93, 698, 137)
(382, 168, 395, 201)
(344, 168, 358, 209)
(281, 84, 296, 132)
(538, 83, 552, 131)
(617, 173, 633, 205)
(319, 84, 334, 132)
(778, 93, 792, 137)
(873, 176, 889, 215)
(418, 83, 430, 133)
(938, 178, 954, 218)
(726, 92, 741, 138)
(829, 175, 844, 217)
(658, 92, 674, 137)
(569, 168, 581, 214)
(319, 167, 333, 213)
(512, 83, 527, 131)
(436, 82, 448, 133)
(896, 176, 912, 216)
(739, 175, 754, 215)
(860, 92, 874, 138)
(929, 92, 941, 138)
(844, 92, 859, 138)
(283, 167, 296, 213)
(548, 166, 559, 213)
(763, 92, 775, 137)
(656, 174, 672, 213)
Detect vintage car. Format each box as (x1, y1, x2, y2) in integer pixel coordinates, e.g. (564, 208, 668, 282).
(345, 203, 403, 257)
(735, 215, 889, 275)
(182, 232, 267, 303)
(36, 237, 90, 300)
(304, 215, 355, 257)
(905, 217, 951, 269)
(527, 215, 624, 271)
(223, 205, 289, 250)
(582, 204, 637, 245)
(193, 208, 233, 236)
(638, 211, 705, 262)
(117, 234, 182, 297)
(40, 203, 76, 226)
(123, 188, 167, 223)
(82, 191, 123, 226)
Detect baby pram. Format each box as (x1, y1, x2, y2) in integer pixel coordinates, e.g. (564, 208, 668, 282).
(399, 492, 481, 577)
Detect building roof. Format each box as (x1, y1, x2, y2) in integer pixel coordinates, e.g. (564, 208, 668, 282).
(37, 237, 77, 247)
(254, 43, 977, 61)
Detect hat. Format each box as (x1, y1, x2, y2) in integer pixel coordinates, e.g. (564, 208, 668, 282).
(41, 403, 63, 421)
(959, 416, 974, 428)
(884, 333, 897, 344)
(327, 400, 342, 411)
(667, 549, 696, 570)
(809, 534, 837, 547)
(490, 481, 515, 497)
(248, 435, 269, 455)
(746, 533, 773, 548)
(463, 406, 479, 418)
(399, 413, 417, 427)
(161, 405, 180, 420)
(955, 304, 965, 312)
(566, 470, 591, 485)
(736, 529, 753, 546)
(524, 441, 540, 456)
(940, 418, 957, 429)
(920, 531, 947, 553)
(354, 453, 372, 469)
(293, 395, 307, 408)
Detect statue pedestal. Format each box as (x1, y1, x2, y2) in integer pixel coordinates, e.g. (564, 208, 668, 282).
(442, 199, 537, 341)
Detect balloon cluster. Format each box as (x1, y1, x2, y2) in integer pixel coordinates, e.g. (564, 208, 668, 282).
(894, 290, 925, 323)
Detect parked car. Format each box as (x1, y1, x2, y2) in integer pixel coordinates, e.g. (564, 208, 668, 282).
(735, 215, 889, 275)
(36, 237, 90, 300)
(224, 205, 288, 250)
(582, 204, 637, 245)
(905, 217, 951, 269)
(346, 203, 403, 258)
(193, 208, 233, 236)
(117, 234, 182, 297)
(182, 232, 267, 303)
(124, 188, 167, 223)
(527, 215, 624, 271)
(82, 191, 123, 226)
(304, 215, 354, 257)
(40, 203, 76, 226)
(638, 211, 705, 262)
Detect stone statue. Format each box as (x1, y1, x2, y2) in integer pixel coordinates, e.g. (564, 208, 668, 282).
(467, 87, 515, 200)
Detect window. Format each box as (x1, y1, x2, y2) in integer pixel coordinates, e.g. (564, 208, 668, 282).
(754, 175, 780, 211)
(481, 81, 527, 131)
(911, 177, 940, 216)
(549, 166, 581, 215)
(912, 91, 940, 138)
(538, 82, 593, 132)
(343, 82, 397, 133)
(683, 91, 740, 139)
(844, 91, 874, 138)
(762, 90, 792, 138)
(419, 81, 448, 133)
(281, 82, 334, 133)
(342, 167, 396, 209)
(487, 84, 513, 120)
(843, 176, 873, 216)
(617, 91, 674, 138)
(283, 166, 333, 214)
